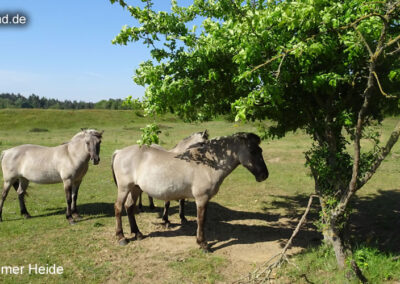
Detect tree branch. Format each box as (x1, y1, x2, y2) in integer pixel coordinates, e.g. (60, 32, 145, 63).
(251, 50, 293, 74)
(236, 194, 320, 283)
(385, 34, 400, 49)
(339, 13, 387, 30)
(249, 10, 390, 75)
(372, 71, 396, 98)
(353, 25, 374, 57)
(357, 120, 400, 188)
(386, 46, 400, 57)
(275, 52, 286, 79)
(331, 1, 397, 218)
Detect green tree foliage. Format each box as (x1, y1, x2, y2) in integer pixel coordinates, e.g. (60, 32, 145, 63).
(137, 123, 161, 146)
(110, 0, 400, 276)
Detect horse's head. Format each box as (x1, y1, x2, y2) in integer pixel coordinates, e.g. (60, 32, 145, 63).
(236, 133, 269, 182)
(82, 129, 103, 165)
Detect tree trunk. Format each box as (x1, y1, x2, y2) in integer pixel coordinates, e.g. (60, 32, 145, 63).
(322, 219, 347, 268)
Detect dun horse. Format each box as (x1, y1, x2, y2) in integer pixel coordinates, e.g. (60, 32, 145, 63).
(0, 129, 103, 224)
(112, 132, 269, 250)
(137, 130, 209, 224)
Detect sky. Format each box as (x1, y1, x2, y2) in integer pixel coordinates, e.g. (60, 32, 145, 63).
(0, 0, 174, 102)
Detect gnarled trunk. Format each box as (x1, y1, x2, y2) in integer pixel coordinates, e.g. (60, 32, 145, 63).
(322, 217, 347, 268)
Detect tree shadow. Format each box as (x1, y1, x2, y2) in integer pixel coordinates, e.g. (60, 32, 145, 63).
(147, 197, 322, 252)
(349, 189, 400, 254)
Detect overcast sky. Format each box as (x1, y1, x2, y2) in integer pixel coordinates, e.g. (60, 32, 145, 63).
(0, 0, 175, 102)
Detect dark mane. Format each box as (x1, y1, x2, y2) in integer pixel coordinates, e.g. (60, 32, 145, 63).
(177, 132, 262, 170)
(187, 132, 261, 150)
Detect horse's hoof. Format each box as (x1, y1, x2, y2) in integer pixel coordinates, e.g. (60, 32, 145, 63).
(163, 221, 171, 229)
(180, 217, 188, 224)
(23, 214, 32, 219)
(119, 238, 129, 246)
(149, 205, 156, 210)
(68, 219, 76, 225)
(198, 242, 211, 253)
(201, 247, 211, 253)
(72, 214, 82, 221)
(0, 217, 2, 222)
(136, 232, 144, 240)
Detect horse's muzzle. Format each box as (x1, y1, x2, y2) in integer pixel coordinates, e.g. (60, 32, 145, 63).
(93, 158, 100, 165)
(256, 171, 269, 182)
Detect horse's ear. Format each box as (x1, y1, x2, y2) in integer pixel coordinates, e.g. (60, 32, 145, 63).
(100, 130, 104, 136)
(81, 128, 87, 133)
(202, 129, 209, 139)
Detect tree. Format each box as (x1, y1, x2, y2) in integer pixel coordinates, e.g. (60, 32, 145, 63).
(111, 0, 400, 275)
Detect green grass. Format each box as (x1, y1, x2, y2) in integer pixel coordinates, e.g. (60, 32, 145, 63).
(0, 109, 399, 283)
(280, 245, 400, 283)
(168, 249, 227, 283)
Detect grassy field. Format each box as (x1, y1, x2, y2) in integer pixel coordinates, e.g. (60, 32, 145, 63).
(0, 109, 399, 283)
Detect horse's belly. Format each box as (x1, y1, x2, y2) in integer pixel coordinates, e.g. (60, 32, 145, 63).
(22, 168, 62, 184)
(139, 178, 192, 201)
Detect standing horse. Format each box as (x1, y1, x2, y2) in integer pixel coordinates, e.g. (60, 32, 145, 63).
(0, 129, 103, 224)
(112, 132, 268, 250)
(137, 130, 209, 224)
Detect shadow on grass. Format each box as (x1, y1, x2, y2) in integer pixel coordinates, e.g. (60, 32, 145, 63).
(6, 189, 398, 254)
(350, 189, 400, 254)
(147, 190, 400, 253)
(29, 202, 115, 220)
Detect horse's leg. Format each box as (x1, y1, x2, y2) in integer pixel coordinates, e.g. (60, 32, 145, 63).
(162, 201, 170, 227)
(71, 180, 82, 221)
(0, 180, 14, 222)
(148, 195, 155, 210)
(13, 179, 31, 219)
(138, 192, 143, 212)
(124, 190, 143, 240)
(63, 179, 75, 225)
(115, 185, 130, 245)
(195, 197, 209, 251)
(179, 199, 187, 224)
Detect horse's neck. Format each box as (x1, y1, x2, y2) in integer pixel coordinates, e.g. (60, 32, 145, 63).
(67, 138, 90, 164)
(190, 138, 241, 174)
(170, 139, 192, 153)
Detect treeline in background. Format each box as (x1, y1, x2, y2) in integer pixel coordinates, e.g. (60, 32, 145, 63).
(0, 93, 131, 110)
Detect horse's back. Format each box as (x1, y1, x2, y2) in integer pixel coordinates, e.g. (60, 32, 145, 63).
(1, 144, 63, 183)
(113, 145, 202, 200)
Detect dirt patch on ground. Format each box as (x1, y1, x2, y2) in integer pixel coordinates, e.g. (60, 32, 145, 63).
(104, 201, 321, 283)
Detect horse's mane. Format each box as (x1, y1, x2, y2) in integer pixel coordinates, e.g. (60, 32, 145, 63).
(72, 129, 103, 139)
(171, 130, 209, 150)
(187, 132, 261, 150)
(65, 129, 103, 144)
(174, 132, 261, 170)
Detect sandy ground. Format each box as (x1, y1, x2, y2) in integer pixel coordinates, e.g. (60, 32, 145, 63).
(102, 201, 322, 283)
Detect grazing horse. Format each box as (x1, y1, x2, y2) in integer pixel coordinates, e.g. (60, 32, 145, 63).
(112, 132, 269, 250)
(137, 130, 209, 224)
(0, 129, 103, 224)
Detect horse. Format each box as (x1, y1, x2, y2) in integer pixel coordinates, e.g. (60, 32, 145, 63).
(0, 129, 103, 224)
(137, 130, 209, 225)
(111, 132, 269, 250)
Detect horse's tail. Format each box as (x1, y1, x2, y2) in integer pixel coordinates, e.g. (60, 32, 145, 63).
(111, 150, 119, 187)
(0, 150, 4, 165)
